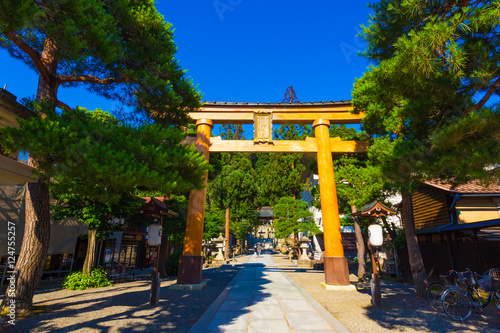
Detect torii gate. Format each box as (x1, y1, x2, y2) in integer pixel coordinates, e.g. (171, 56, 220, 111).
(177, 101, 366, 287)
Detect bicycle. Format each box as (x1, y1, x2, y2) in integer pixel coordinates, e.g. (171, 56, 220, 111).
(441, 268, 500, 321)
(426, 269, 465, 311)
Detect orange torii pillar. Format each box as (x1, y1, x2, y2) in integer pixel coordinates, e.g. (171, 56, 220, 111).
(177, 118, 213, 285)
(313, 119, 350, 285)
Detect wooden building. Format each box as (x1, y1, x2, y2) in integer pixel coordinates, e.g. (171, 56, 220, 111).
(409, 180, 500, 280)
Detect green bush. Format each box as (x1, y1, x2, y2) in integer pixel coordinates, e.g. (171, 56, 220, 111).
(62, 267, 112, 290)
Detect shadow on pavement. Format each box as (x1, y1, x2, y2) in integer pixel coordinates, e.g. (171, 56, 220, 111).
(5, 265, 240, 333)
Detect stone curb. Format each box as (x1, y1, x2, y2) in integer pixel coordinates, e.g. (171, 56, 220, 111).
(187, 267, 245, 333)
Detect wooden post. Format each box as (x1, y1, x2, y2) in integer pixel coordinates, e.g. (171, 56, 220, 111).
(369, 244, 381, 306)
(369, 217, 381, 306)
(150, 216, 163, 306)
(225, 205, 230, 260)
(177, 119, 213, 285)
(150, 244, 160, 306)
(313, 119, 350, 285)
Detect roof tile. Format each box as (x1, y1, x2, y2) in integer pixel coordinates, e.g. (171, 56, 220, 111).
(425, 180, 500, 194)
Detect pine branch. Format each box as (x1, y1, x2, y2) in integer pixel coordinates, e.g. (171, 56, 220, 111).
(3, 30, 51, 84)
(463, 76, 500, 116)
(59, 75, 129, 85)
(56, 100, 71, 112)
(33, 0, 45, 8)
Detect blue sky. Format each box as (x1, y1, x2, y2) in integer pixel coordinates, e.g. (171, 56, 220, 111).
(0, 1, 373, 135)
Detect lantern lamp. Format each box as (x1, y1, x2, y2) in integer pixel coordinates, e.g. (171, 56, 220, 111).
(368, 224, 383, 247)
(148, 223, 162, 246)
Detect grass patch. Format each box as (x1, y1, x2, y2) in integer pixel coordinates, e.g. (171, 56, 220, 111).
(1, 305, 53, 319)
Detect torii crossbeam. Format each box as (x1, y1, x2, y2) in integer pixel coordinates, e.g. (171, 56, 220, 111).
(177, 101, 366, 288)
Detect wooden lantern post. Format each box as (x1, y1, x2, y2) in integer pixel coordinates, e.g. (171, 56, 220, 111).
(135, 197, 178, 306)
(150, 220, 162, 306)
(353, 200, 397, 306)
(368, 217, 381, 306)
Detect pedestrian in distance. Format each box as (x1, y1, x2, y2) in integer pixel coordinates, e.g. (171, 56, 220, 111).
(257, 244, 262, 258)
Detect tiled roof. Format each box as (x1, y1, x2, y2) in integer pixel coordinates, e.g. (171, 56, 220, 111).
(142, 197, 165, 203)
(425, 180, 500, 194)
(136, 197, 178, 217)
(352, 200, 397, 217)
(257, 206, 274, 218)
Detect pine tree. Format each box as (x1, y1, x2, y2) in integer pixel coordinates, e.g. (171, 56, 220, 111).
(0, 1, 201, 311)
(208, 154, 260, 245)
(272, 197, 320, 240)
(353, 0, 500, 296)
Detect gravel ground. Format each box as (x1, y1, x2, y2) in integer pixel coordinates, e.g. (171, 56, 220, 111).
(2, 253, 499, 333)
(1, 262, 243, 333)
(273, 253, 500, 333)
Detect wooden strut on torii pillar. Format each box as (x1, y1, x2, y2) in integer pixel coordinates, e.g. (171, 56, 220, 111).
(177, 101, 367, 287)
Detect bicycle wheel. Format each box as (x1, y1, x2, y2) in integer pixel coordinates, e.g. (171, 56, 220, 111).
(442, 288, 473, 321)
(426, 283, 446, 311)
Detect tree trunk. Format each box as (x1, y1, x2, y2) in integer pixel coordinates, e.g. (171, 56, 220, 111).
(82, 229, 97, 275)
(158, 234, 169, 278)
(1, 179, 50, 314)
(351, 205, 366, 280)
(402, 193, 428, 298)
(2, 37, 60, 313)
(293, 233, 300, 259)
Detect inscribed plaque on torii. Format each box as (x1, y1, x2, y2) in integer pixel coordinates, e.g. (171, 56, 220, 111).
(253, 111, 273, 143)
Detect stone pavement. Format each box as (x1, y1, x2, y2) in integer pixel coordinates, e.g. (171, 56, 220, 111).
(189, 251, 350, 332)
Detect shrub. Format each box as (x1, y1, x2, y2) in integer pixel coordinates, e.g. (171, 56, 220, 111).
(62, 267, 112, 290)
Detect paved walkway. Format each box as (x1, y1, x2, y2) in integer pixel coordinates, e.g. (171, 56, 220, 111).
(189, 252, 350, 332)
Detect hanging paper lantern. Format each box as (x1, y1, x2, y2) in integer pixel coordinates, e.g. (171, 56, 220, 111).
(148, 223, 162, 246)
(368, 224, 383, 247)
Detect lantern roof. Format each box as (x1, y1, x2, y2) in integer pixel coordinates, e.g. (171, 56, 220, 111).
(215, 233, 225, 242)
(300, 236, 310, 243)
(352, 200, 397, 217)
(135, 197, 178, 218)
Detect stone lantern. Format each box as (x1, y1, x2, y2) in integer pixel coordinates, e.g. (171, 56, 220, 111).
(214, 233, 226, 262)
(299, 236, 311, 261)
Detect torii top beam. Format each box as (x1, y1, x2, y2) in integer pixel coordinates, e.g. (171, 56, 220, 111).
(188, 100, 363, 125)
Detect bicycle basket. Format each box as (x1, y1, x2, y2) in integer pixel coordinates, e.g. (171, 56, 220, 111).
(478, 277, 493, 293)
